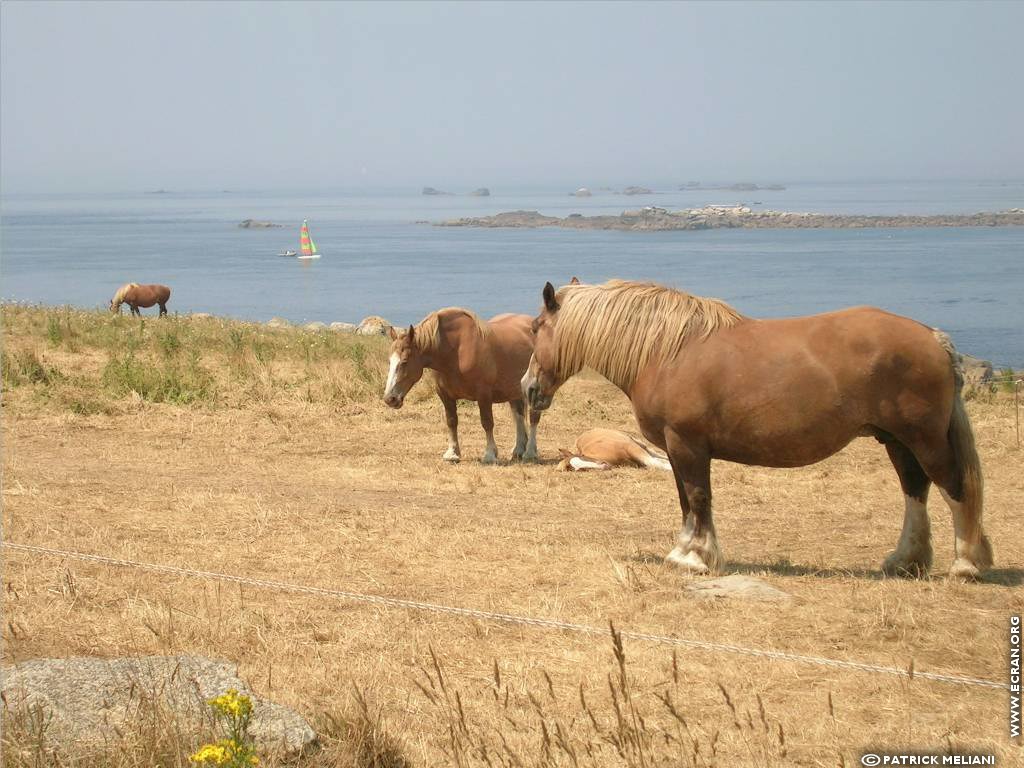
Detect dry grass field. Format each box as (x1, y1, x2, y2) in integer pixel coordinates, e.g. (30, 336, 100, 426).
(2, 305, 1022, 767)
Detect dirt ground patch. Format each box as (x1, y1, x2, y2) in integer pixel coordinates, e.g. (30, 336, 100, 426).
(3, 306, 1022, 766)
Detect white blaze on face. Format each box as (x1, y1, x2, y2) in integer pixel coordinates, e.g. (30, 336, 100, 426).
(521, 367, 535, 399)
(385, 353, 401, 398)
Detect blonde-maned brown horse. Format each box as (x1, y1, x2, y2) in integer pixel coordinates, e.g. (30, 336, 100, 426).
(383, 307, 541, 463)
(557, 428, 672, 471)
(110, 283, 171, 316)
(523, 279, 993, 579)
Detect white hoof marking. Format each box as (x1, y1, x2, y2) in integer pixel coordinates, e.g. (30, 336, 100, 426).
(665, 547, 710, 574)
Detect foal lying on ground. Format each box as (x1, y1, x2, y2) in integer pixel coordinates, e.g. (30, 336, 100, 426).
(383, 308, 541, 463)
(557, 428, 672, 471)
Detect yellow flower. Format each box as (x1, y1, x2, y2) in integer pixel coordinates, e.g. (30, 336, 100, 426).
(190, 743, 228, 765)
(207, 689, 253, 718)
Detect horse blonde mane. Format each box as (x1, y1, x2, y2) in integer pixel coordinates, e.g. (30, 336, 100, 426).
(413, 307, 491, 355)
(112, 283, 139, 304)
(552, 280, 747, 389)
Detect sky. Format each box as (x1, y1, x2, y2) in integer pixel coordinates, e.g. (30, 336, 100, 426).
(2, 0, 1022, 193)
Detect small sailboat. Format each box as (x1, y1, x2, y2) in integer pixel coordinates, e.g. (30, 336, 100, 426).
(296, 219, 321, 260)
(277, 250, 297, 257)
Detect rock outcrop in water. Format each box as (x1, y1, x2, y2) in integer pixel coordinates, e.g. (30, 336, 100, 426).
(238, 219, 282, 228)
(422, 186, 454, 196)
(679, 182, 787, 191)
(435, 207, 1024, 232)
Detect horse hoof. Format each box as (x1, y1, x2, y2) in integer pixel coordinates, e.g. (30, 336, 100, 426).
(442, 452, 461, 463)
(881, 553, 931, 579)
(522, 450, 539, 463)
(481, 454, 497, 465)
(949, 558, 981, 581)
(665, 547, 710, 574)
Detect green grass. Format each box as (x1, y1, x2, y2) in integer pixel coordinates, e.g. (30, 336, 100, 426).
(101, 348, 215, 405)
(2, 304, 391, 414)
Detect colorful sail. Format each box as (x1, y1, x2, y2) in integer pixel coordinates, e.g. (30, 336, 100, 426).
(300, 219, 318, 256)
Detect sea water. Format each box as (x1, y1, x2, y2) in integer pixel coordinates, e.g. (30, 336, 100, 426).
(2, 182, 1022, 366)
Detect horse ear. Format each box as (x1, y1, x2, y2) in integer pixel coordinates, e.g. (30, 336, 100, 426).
(407, 324, 415, 345)
(569, 276, 580, 285)
(543, 282, 559, 312)
(388, 326, 398, 340)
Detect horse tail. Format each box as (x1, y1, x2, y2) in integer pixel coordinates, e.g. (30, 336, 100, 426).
(933, 329, 992, 570)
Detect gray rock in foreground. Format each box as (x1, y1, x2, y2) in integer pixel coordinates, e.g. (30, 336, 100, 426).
(1, 656, 317, 758)
(686, 574, 792, 602)
(331, 321, 358, 333)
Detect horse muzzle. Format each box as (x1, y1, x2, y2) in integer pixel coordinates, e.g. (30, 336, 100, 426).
(383, 392, 405, 409)
(526, 385, 553, 411)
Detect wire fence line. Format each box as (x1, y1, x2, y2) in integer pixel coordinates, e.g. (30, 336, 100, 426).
(2, 541, 1008, 691)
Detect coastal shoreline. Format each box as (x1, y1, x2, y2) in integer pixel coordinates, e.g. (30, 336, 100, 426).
(434, 207, 1024, 232)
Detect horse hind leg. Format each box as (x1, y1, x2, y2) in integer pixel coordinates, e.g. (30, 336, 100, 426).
(635, 441, 672, 471)
(509, 400, 528, 460)
(159, 302, 167, 317)
(909, 415, 992, 579)
(881, 439, 933, 578)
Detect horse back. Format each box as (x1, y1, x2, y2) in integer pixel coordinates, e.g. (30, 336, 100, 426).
(444, 313, 533, 403)
(145, 284, 171, 302)
(485, 313, 535, 372)
(633, 307, 956, 464)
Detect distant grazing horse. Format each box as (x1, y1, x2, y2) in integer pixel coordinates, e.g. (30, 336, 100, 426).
(523, 279, 992, 579)
(384, 308, 541, 463)
(110, 283, 171, 316)
(558, 428, 672, 471)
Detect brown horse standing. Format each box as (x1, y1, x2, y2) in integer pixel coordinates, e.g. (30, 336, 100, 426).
(523, 279, 993, 579)
(383, 308, 541, 463)
(110, 283, 171, 316)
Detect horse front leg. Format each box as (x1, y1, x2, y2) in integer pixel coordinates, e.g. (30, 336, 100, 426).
(509, 400, 528, 460)
(439, 391, 461, 462)
(158, 303, 167, 317)
(478, 398, 497, 464)
(664, 437, 721, 574)
(524, 406, 540, 462)
(131, 304, 141, 316)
